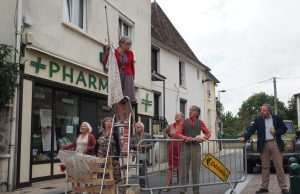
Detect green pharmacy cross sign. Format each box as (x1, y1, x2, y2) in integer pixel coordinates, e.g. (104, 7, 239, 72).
(29, 56, 108, 93)
(141, 93, 152, 112)
(31, 57, 46, 73)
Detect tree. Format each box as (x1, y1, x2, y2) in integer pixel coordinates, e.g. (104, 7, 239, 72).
(238, 92, 287, 129)
(286, 96, 298, 126)
(216, 98, 224, 118)
(221, 111, 245, 136)
(0, 44, 19, 108)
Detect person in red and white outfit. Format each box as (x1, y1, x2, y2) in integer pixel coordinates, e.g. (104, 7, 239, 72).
(176, 106, 211, 194)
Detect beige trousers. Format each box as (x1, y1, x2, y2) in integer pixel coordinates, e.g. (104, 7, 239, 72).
(179, 143, 201, 194)
(260, 140, 287, 190)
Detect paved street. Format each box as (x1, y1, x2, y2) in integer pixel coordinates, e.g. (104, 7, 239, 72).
(4, 150, 291, 194)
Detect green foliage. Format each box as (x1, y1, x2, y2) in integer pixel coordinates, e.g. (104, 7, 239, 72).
(220, 92, 296, 137)
(0, 44, 19, 108)
(237, 92, 287, 129)
(216, 98, 224, 118)
(286, 96, 298, 125)
(221, 111, 245, 136)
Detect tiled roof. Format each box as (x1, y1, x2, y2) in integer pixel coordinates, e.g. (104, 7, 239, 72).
(151, 2, 209, 70)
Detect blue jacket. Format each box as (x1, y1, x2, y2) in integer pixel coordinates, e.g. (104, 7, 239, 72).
(244, 114, 287, 152)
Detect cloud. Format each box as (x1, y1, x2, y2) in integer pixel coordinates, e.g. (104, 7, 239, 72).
(157, 0, 300, 114)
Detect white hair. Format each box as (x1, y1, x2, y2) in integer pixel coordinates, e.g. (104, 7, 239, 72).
(82, 121, 92, 133)
(135, 121, 144, 129)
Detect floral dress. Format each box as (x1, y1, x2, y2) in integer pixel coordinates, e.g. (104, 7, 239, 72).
(96, 131, 121, 183)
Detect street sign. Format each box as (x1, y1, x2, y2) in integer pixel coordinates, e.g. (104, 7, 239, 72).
(202, 153, 230, 182)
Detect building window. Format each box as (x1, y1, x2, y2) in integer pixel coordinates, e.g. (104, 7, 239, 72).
(154, 93, 161, 116)
(197, 69, 200, 80)
(139, 115, 150, 133)
(179, 61, 185, 86)
(64, 0, 87, 30)
(119, 18, 131, 38)
(180, 99, 187, 117)
(151, 47, 159, 73)
(207, 81, 211, 99)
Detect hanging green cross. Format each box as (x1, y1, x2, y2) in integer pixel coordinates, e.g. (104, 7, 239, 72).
(141, 93, 152, 112)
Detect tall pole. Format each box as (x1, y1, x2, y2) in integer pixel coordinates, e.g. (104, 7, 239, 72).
(273, 77, 278, 114)
(105, 5, 110, 44)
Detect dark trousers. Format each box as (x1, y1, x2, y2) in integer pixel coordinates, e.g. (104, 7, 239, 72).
(138, 160, 147, 187)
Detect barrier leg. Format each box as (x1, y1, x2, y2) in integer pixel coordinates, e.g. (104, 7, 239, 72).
(65, 172, 68, 194)
(229, 182, 237, 194)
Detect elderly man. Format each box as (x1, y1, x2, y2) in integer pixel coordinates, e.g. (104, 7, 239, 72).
(130, 122, 154, 188)
(240, 103, 288, 194)
(176, 105, 211, 194)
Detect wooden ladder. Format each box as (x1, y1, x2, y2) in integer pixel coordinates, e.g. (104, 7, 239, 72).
(68, 157, 115, 194)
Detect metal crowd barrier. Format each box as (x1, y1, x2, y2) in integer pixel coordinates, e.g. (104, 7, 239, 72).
(128, 138, 247, 194)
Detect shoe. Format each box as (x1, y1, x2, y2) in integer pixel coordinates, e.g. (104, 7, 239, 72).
(121, 96, 129, 104)
(256, 188, 269, 193)
(281, 189, 289, 194)
(162, 188, 170, 192)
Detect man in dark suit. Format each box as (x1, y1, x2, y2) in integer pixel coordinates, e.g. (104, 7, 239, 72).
(130, 122, 154, 188)
(240, 103, 288, 194)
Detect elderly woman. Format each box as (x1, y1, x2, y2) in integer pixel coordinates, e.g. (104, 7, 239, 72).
(162, 112, 184, 191)
(94, 117, 121, 183)
(60, 121, 96, 155)
(104, 36, 136, 122)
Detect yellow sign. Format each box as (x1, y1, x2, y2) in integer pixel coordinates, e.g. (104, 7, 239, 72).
(202, 153, 230, 182)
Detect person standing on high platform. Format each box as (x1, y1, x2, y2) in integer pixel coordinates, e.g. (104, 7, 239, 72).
(104, 36, 136, 122)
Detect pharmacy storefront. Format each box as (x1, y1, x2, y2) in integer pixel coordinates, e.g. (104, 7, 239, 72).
(17, 48, 112, 187)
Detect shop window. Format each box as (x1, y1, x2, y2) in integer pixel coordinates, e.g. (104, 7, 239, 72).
(32, 86, 53, 162)
(64, 0, 87, 30)
(97, 99, 114, 134)
(54, 90, 79, 160)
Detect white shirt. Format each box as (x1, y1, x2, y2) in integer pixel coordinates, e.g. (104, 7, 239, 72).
(76, 134, 89, 153)
(264, 115, 274, 140)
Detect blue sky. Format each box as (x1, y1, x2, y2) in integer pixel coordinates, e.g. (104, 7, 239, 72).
(155, 0, 300, 114)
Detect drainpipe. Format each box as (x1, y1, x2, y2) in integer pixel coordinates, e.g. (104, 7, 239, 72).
(8, 0, 22, 191)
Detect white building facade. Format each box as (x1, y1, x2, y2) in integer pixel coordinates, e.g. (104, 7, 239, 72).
(151, 3, 219, 138)
(0, 0, 151, 189)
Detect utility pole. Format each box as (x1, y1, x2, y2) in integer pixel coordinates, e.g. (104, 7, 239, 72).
(273, 77, 278, 114)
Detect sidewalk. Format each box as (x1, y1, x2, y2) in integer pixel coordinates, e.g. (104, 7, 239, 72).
(227, 173, 290, 194)
(4, 178, 71, 194)
(241, 174, 290, 194)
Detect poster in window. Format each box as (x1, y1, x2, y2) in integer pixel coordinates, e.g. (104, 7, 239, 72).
(40, 109, 57, 151)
